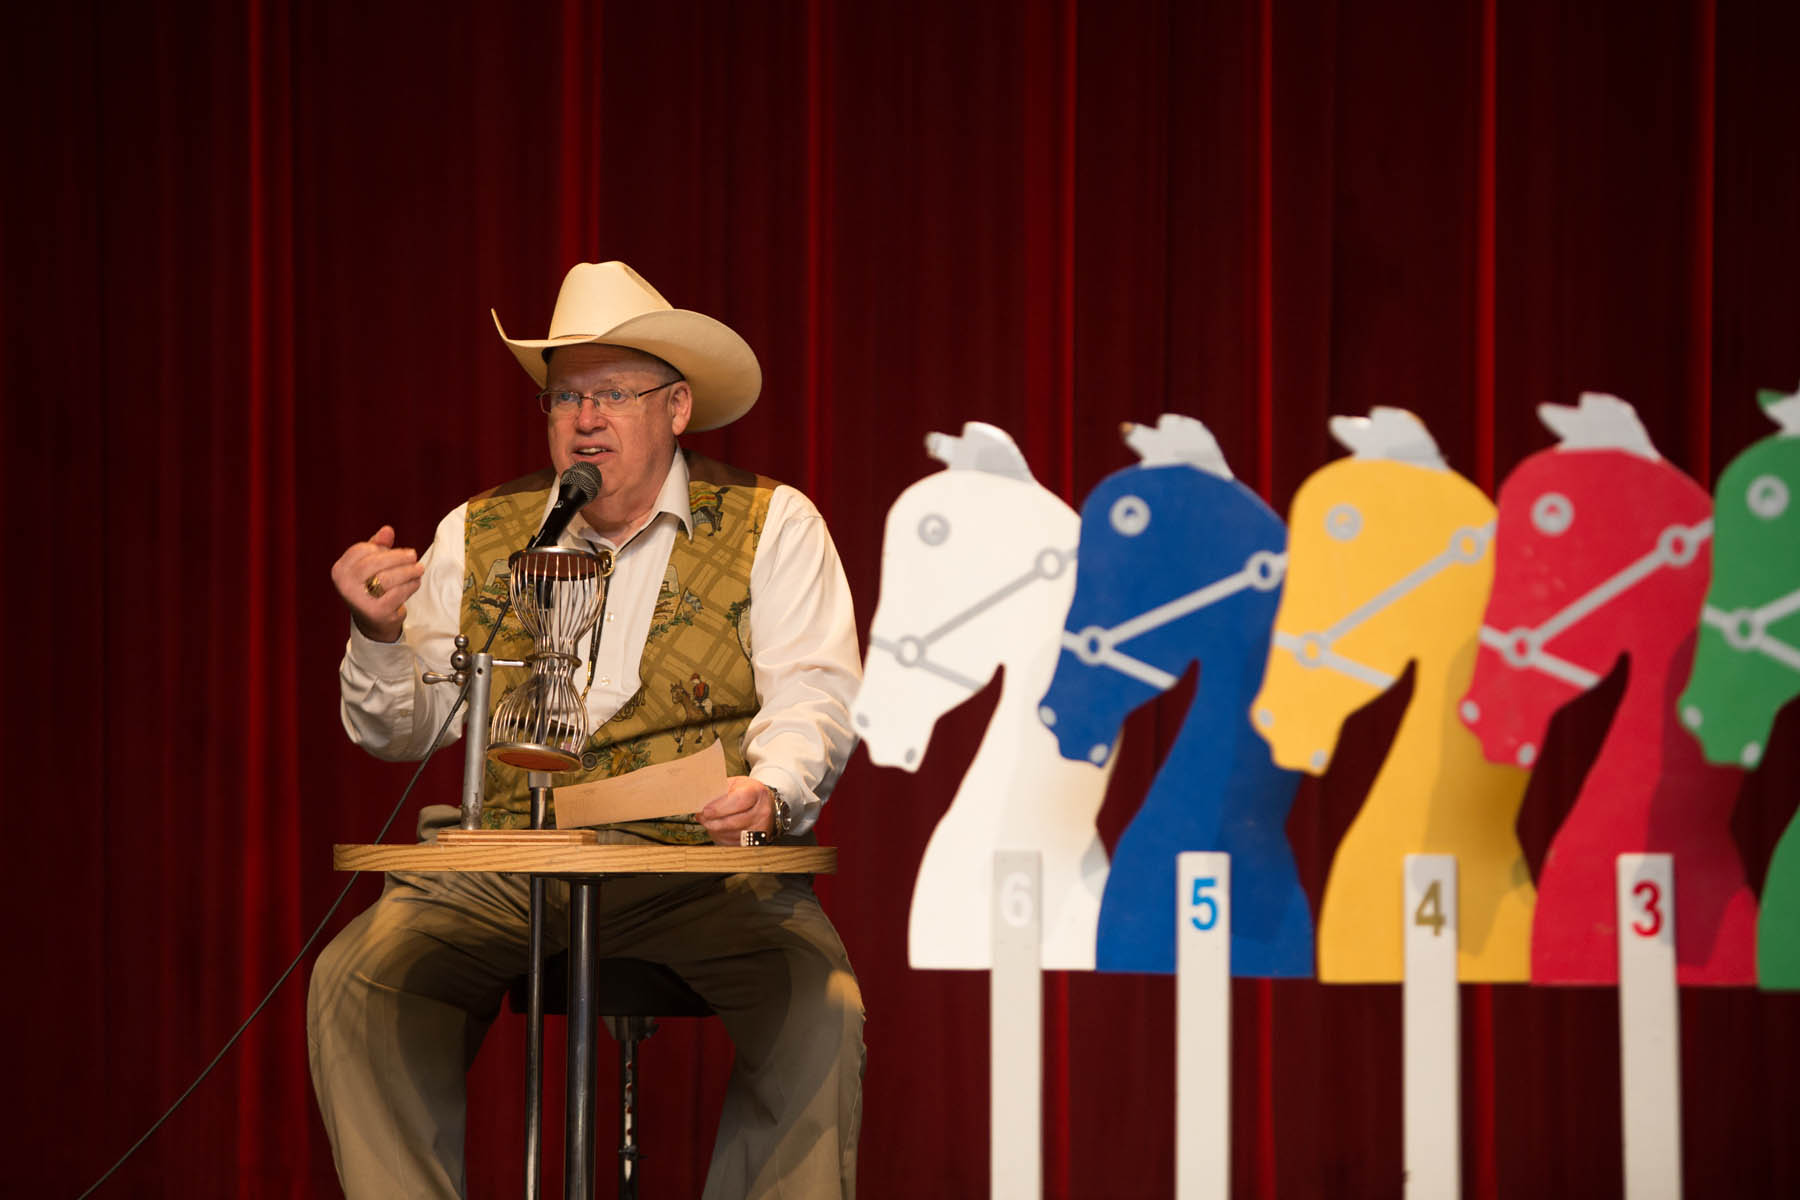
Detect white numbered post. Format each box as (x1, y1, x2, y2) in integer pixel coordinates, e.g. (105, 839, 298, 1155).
(991, 850, 1042, 1200)
(1177, 852, 1231, 1200)
(1403, 854, 1460, 1200)
(1617, 854, 1681, 1200)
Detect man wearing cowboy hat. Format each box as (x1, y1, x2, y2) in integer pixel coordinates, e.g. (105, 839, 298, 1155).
(308, 262, 864, 1198)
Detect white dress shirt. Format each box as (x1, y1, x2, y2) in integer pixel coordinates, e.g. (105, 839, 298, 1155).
(338, 450, 861, 835)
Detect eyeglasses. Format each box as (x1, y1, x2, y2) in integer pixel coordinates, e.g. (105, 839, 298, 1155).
(536, 379, 681, 417)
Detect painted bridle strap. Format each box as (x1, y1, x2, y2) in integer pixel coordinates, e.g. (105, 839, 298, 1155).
(1270, 631, 1398, 690)
(870, 546, 1075, 694)
(1476, 625, 1600, 689)
(1480, 518, 1714, 689)
(1272, 523, 1494, 689)
(1062, 550, 1287, 691)
(1702, 582, 1800, 675)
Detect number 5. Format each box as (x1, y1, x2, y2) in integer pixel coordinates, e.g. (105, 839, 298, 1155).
(1191, 876, 1219, 931)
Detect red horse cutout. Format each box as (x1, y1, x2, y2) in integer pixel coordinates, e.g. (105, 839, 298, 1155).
(1460, 393, 1756, 985)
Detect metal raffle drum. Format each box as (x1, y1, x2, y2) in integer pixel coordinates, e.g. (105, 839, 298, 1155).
(488, 544, 612, 771)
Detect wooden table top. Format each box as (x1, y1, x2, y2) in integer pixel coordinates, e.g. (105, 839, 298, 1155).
(333, 841, 837, 876)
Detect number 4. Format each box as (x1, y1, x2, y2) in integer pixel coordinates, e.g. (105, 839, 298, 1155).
(1414, 880, 1447, 937)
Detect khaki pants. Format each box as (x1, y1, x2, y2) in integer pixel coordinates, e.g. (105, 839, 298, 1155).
(306, 852, 864, 1199)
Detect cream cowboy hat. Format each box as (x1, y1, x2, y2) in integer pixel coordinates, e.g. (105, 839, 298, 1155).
(492, 261, 762, 431)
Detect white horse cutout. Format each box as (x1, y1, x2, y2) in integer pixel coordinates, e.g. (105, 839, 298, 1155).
(852, 422, 1113, 970)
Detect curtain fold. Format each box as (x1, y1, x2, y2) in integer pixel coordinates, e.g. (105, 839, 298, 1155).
(2, 1, 1795, 1195)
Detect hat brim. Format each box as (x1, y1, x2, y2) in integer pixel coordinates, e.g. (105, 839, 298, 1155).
(493, 307, 761, 432)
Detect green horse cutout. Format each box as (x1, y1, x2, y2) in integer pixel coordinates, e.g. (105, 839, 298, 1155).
(1680, 385, 1800, 989)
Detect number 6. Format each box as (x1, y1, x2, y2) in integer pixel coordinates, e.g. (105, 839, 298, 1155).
(1001, 871, 1035, 928)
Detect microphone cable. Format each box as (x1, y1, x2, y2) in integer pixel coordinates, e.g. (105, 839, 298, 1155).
(77, 600, 512, 1199)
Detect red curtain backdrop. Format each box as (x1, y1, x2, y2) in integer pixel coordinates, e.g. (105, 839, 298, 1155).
(3, 1, 1796, 1196)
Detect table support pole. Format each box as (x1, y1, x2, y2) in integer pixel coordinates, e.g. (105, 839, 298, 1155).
(523, 873, 546, 1200)
(566, 879, 601, 1199)
(526, 772, 553, 1200)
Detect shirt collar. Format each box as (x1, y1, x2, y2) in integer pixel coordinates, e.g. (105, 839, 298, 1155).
(548, 447, 693, 549)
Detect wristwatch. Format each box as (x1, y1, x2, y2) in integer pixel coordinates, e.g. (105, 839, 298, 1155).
(769, 786, 794, 837)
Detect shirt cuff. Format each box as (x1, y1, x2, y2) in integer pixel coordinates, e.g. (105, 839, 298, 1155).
(344, 619, 419, 679)
(750, 766, 819, 837)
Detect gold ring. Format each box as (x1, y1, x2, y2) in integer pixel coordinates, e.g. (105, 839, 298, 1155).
(365, 574, 386, 599)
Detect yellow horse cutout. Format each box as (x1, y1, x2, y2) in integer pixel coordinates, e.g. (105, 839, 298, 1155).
(1250, 408, 1534, 982)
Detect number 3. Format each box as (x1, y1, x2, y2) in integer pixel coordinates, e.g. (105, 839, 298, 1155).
(1632, 880, 1663, 938)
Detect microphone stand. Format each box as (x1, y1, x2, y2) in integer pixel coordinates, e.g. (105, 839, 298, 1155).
(422, 537, 610, 1200)
(422, 636, 522, 829)
(424, 638, 553, 1197)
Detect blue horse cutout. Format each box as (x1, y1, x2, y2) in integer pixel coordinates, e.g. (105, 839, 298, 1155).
(1037, 415, 1314, 976)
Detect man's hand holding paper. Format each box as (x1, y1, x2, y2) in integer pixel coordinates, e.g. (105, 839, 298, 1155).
(552, 739, 777, 844)
(697, 775, 779, 845)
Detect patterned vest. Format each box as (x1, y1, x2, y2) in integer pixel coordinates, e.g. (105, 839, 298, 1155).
(458, 451, 775, 842)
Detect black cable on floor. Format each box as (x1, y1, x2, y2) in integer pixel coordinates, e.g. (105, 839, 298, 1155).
(76, 605, 511, 1199)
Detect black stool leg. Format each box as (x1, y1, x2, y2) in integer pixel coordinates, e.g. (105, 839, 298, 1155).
(618, 1017, 655, 1200)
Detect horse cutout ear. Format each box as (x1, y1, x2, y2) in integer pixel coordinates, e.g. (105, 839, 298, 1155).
(1327, 406, 1448, 470)
(1757, 384, 1800, 436)
(924, 421, 1036, 483)
(1537, 391, 1661, 460)
(1121, 413, 1234, 479)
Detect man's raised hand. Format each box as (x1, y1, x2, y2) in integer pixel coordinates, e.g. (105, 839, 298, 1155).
(331, 525, 424, 643)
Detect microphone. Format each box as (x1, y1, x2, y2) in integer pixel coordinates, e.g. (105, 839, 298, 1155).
(526, 463, 603, 550)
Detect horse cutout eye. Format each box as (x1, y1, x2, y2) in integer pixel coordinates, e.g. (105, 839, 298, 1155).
(1531, 492, 1574, 536)
(1326, 504, 1361, 541)
(1748, 474, 1789, 520)
(1110, 495, 1150, 536)
(918, 513, 950, 546)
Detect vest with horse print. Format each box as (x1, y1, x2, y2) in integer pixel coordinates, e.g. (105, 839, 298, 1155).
(459, 451, 774, 842)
